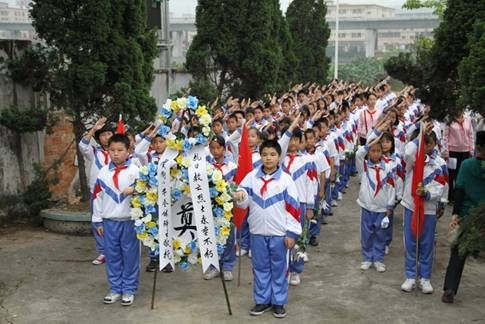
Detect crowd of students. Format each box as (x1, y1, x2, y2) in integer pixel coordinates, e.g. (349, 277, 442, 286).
(79, 78, 484, 317)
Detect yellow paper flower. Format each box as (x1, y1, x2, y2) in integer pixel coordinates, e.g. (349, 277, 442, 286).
(215, 180, 227, 192)
(146, 189, 158, 204)
(220, 226, 230, 237)
(215, 195, 225, 205)
(224, 211, 232, 220)
(170, 100, 179, 112)
(146, 221, 157, 228)
(131, 196, 142, 208)
(173, 239, 181, 249)
(176, 155, 184, 166)
(195, 106, 208, 116)
(170, 168, 180, 177)
(184, 245, 192, 254)
(181, 157, 190, 168)
(182, 185, 191, 195)
(220, 192, 232, 203)
(175, 140, 184, 151)
(167, 139, 177, 149)
(135, 180, 147, 193)
(137, 232, 148, 240)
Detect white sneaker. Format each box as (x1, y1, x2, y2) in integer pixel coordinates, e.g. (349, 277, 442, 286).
(103, 291, 121, 304)
(248, 250, 252, 258)
(236, 249, 248, 257)
(331, 200, 338, 207)
(337, 192, 343, 201)
(223, 271, 233, 281)
(302, 252, 309, 263)
(385, 246, 390, 255)
(289, 273, 301, 286)
(121, 294, 134, 306)
(401, 278, 416, 292)
(203, 268, 219, 280)
(419, 278, 434, 294)
(360, 261, 372, 271)
(374, 262, 386, 272)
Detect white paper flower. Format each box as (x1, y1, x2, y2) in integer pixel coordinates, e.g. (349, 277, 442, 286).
(131, 208, 144, 220)
(188, 253, 198, 265)
(212, 170, 223, 182)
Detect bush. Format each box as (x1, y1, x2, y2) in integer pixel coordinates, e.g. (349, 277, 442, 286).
(457, 203, 485, 258)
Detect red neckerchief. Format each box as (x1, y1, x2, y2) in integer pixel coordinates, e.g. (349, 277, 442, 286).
(112, 165, 128, 190)
(285, 154, 298, 173)
(260, 177, 275, 196)
(101, 149, 110, 164)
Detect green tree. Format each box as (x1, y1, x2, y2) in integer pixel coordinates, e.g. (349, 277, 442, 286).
(30, 0, 158, 200)
(334, 57, 386, 86)
(286, 0, 330, 83)
(402, 0, 447, 17)
(458, 20, 485, 116)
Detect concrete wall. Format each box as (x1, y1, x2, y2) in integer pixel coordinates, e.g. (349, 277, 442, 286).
(0, 73, 44, 196)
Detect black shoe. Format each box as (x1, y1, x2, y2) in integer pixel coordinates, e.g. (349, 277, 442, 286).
(249, 304, 272, 316)
(145, 259, 158, 272)
(441, 290, 455, 304)
(162, 264, 173, 273)
(273, 305, 287, 319)
(309, 236, 319, 246)
(321, 220, 328, 225)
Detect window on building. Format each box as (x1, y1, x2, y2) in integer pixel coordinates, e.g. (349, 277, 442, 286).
(351, 33, 361, 38)
(352, 9, 362, 14)
(378, 32, 400, 38)
(339, 9, 347, 14)
(0, 11, 8, 16)
(338, 33, 346, 38)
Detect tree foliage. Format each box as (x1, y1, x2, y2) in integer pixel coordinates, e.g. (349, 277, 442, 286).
(458, 21, 485, 115)
(186, 0, 305, 99)
(30, 0, 159, 200)
(286, 0, 330, 84)
(385, 0, 485, 120)
(333, 57, 386, 86)
(402, 0, 447, 17)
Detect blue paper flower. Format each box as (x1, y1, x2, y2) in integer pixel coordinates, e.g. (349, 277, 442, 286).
(217, 244, 225, 255)
(148, 226, 158, 236)
(149, 176, 158, 187)
(179, 261, 189, 270)
(181, 168, 189, 179)
(209, 187, 218, 198)
(148, 163, 158, 175)
(171, 188, 182, 201)
(135, 225, 145, 234)
(196, 133, 207, 145)
(160, 107, 172, 119)
(213, 207, 223, 218)
(187, 96, 199, 110)
(145, 205, 156, 214)
(158, 125, 171, 137)
(183, 139, 192, 153)
(188, 240, 197, 251)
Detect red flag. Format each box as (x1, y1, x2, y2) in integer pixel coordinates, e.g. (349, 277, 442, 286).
(233, 124, 252, 229)
(116, 114, 125, 134)
(411, 126, 425, 238)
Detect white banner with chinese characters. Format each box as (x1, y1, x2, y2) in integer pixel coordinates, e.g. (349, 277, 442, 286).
(187, 146, 220, 272)
(157, 148, 178, 271)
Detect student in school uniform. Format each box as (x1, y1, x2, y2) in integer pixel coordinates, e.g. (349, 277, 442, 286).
(92, 134, 140, 306)
(304, 129, 330, 246)
(79, 117, 114, 265)
(355, 135, 396, 273)
(282, 129, 318, 286)
(400, 125, 446, 294)
(233, 140, 302, 319)
(204, 136, 238, 281)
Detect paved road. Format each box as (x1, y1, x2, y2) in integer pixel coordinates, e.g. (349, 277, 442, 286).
(1, 176, 484, 323)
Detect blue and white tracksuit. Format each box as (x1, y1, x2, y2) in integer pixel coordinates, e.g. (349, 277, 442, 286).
(356, 145, 396, 263)
(79, 137, 111, 254)
(93, 161, 140, 295)
(281, 153, 318, 274)
(400, 139, 446, 280)
(236, 166, 301, 306)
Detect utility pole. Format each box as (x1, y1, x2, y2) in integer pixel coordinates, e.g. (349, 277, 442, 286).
(334, 0, 339, 80)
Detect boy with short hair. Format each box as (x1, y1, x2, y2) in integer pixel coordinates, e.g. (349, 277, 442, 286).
(233, 140, 301, 319)
(92, 134, 140, 306)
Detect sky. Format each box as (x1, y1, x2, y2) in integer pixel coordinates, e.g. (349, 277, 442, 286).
(4, 0, 407, 15)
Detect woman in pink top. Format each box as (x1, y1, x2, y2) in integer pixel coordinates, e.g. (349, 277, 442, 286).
(443, 110, 475, 201)
(357, 93, 381, 145)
